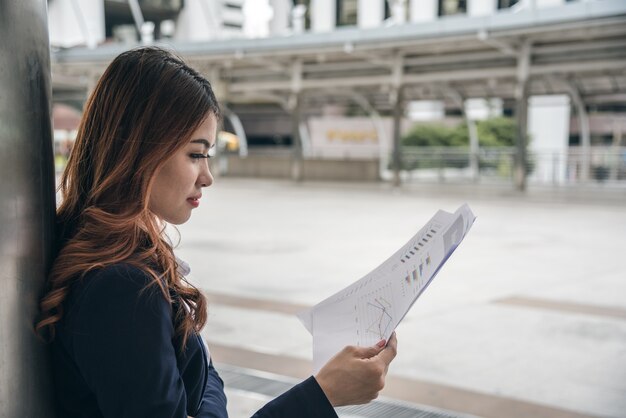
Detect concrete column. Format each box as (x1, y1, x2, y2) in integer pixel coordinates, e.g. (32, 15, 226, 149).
(358, 0, 385, 28)
(609, 121, 623, 181)
(468, 0, 497, 16)
(466, 115, 480, 182)
(449, 93, 480, 182)
(291, 93, 304, 181)
(389, 0, 408, 24)
(515, 84, 530, 191)
(391, 87, 405, 187)
(48, 0, 105, 48)
(464, 98, 503, 181)
(566, 85, 591, 182)
(243, 0, 274, 38)
(289, 56, 304, 181)
(176, 0, 219, 41)
(269, 0, 291, 35)
(0, 0, 57, 416)
(514, 41, 531, 191)
(312, 0, 336, 32)
(410, 0, 437, 22)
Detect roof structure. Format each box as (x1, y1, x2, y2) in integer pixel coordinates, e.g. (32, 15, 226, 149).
(52, 0, 626, 111)
(50, 0, 626, 189)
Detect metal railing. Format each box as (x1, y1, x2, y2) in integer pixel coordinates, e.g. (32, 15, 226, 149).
(54, 142, 626, 187)
(399, 146, 626, 186)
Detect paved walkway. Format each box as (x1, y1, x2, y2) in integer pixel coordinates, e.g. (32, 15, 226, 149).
(173, 178, 626, 418)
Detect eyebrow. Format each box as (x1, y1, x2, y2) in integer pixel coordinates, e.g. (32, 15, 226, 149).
(190, 139, 215, 148)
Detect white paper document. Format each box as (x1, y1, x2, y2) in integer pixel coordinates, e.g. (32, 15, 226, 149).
(298, 204, 476, 372)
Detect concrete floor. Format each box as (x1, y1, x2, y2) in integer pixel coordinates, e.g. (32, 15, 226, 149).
(173, 178, 626, 418)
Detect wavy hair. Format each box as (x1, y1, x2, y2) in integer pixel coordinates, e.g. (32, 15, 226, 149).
(35, 47, 220, 348)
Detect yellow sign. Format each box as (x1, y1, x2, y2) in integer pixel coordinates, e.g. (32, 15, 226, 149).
(326, 129, 378, 143)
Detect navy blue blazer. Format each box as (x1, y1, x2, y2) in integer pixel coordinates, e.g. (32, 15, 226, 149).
(52, 263, 337, 418)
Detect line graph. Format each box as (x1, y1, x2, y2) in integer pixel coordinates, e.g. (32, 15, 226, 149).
(356, 284, 395, 344)
(365, 297, 393, 339)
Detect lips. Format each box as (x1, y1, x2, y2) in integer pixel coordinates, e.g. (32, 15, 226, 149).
(187, 196, 201, 207)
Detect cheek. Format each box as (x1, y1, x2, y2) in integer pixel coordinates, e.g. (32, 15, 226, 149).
(182, 163, 201, 186)
(159, 159, 187, 187)
(150, 165, 180, 208)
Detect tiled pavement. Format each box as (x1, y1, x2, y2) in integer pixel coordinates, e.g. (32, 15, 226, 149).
(173, 178, 626, 418)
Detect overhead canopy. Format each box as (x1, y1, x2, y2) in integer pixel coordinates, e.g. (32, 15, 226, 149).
(52, 0, 626, 110)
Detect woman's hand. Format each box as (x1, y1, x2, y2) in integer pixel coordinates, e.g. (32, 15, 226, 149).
(314, 332, 398, 407)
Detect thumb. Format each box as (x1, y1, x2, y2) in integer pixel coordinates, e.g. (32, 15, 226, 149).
(352, 339, 386, 359)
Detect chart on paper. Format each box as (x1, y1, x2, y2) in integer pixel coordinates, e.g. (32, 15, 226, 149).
(356, 283, 395, 345)
(298, 204, 476, 373)
(399, 223, 442, 265)
(401, 252, 434, 297)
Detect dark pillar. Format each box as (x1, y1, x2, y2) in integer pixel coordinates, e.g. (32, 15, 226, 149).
(514, 80, 529, 191)
(391, 87, 404, 187)
(291, 93, 303, 182)
(0, 0, 57, 416)
(514, 41, 531, 191)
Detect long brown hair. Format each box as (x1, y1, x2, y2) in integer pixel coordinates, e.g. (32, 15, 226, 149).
(36, 47, 220, 348)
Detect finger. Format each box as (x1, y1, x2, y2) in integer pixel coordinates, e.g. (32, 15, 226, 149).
(351, 340, 387, 359)
(376, 333, 398, 365)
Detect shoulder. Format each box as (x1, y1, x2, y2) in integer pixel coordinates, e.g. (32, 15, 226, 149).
(82, 263, 156, 294)
(85, 263, 152, 283)
(76, 263, 169, 315)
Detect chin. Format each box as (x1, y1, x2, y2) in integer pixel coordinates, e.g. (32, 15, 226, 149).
(165, 212, 192, 225)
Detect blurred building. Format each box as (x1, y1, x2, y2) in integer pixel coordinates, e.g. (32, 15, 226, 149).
(48, 0, 626, 185)
(50, 1, 611, 48)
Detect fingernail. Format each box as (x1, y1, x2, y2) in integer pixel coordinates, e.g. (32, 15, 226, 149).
(377, 339, 386, 348)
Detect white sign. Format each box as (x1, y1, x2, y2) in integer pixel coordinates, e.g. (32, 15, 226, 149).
(307, 117, 394, 160)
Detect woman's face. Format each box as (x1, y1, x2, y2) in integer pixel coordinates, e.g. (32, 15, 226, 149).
(149, 114, 217, 225)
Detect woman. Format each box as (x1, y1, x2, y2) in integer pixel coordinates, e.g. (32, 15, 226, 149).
(36, 47, 397, 418)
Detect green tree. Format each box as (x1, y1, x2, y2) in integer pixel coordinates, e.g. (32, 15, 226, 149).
(401, 117, 518, 148)
(476, 117, 517, 147)
(401, 123, 461, 147)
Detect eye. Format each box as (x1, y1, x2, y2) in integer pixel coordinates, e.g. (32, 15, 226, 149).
(190, 153, 209, 160)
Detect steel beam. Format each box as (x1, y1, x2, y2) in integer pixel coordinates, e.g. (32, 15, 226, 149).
(445, 88, 480, 182)
(222, 105, 249, 158)
(289, 59, 304, 181)
(564, 80, 592, 182)
(290, 92, 303, 182)
(228, 67, 518, 93)
(514, 40, 531, 191)
(391, 86, 404, 187)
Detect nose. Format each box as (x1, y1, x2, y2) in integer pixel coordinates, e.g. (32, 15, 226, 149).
(198, 161, 214, 188)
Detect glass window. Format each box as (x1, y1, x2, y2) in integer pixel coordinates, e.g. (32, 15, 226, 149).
(498, 0, 521, 9)
(438, 0, 466, 16)
(336, 0, 358, 27)
(384, 0, 410, 22)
